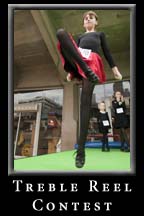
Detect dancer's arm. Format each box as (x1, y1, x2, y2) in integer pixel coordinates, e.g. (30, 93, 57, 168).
(100, 32, 122, 80)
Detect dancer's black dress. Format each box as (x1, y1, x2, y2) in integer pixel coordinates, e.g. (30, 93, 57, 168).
(56, 29, 116, 167)
(112, 99, 130, 151)
(97, 111, 111, 151)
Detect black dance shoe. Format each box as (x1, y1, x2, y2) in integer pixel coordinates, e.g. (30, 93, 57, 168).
(124, 147, 130, 152)
(106, 148, 110, 152)
(85, 67, 99, 84)
(75, 150, 85, 168)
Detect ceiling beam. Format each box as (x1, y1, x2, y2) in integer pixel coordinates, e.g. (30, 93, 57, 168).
(31, 10, 66, 84)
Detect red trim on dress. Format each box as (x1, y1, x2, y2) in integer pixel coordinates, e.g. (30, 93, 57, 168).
(57, 34, 106, 83)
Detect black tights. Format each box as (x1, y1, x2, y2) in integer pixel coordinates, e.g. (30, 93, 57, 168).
(102, 132, 109, 150)
(120, 128, 129, 148)
(78, 79, 95, 151)
(56, 28, 95, 152)
(56, 28, 91, 76)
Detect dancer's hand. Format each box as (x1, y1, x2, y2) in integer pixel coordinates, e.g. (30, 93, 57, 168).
(66, 73, 82, 84)
(112, 66, 122, 80)
(121, 95, 124, 102)
(112, 117, 115, 122)
(66, 73, 72, 82)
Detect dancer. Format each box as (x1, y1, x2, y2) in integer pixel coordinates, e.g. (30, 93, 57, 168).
(56, 10, 122, 168)
(97, 102, 111, 151)
(112, 91, 130, 152)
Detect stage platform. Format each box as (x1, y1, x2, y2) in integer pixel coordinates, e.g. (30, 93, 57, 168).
(14, 148, 131, 172)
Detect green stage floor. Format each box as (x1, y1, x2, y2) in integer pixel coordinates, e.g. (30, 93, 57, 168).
(14, 149, 131, 172)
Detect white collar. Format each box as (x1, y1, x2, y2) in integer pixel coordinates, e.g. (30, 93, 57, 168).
(100, 111, 106, 114)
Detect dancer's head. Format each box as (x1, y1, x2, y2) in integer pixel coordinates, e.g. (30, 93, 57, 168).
(114, 91, 123, 100)
(83, 11, 98, 32)
(98, 101, 106, 111)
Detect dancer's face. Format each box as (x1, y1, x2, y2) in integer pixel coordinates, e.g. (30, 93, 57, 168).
(115, 91, 122, 99)
(83, 14, 97, 31)
(99, 103, 106, 111)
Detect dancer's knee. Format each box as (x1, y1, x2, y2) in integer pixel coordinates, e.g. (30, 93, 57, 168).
(56, 28, 66, 38)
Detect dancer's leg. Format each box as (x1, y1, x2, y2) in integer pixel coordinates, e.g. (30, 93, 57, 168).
(120, 128, 125, 151)
(60, 48, 82, 79)
(121, 128, 130, 152)
(105, 133, 110, 151)
(101, 133, 105, 151)
(56, 29, 99, 83)
(76, 78, 95, 168)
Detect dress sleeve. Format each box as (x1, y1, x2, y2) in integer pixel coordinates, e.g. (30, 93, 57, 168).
(97, 112, 101, 123)
(122, 101, 127, 112)
(111, 101, 116, 117)
(100, 32, 116, 68)
(76, 35, 80, 46)
(106, 112, 110, 121)
(106, 112, 111, 128)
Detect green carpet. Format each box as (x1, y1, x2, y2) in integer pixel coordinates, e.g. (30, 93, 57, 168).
(14, 149, 131, 172)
